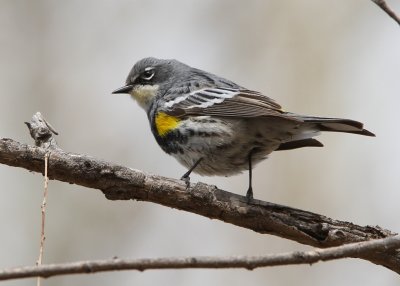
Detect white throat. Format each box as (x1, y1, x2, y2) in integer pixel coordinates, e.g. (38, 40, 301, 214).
(130, 84, 159, 111)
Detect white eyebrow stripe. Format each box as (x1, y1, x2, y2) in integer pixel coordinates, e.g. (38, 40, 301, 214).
(144, 66, 154, 71)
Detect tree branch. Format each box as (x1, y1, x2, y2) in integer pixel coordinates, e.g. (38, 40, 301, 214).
(0, 113, 399, 274)
(371, 0, 400, 25)
(0, 235, 398, 281)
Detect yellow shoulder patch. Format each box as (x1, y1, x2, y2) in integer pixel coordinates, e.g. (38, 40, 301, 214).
(155, 112, 181, 137)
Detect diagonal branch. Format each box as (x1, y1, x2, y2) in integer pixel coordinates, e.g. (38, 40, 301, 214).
(0, 235, 399, 281)
(0, 113, 399, 274)
(371, 0, 400, 25)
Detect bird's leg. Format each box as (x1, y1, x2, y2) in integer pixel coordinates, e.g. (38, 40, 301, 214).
(181, 158, 203, 188)
(246, 150, 254, 202)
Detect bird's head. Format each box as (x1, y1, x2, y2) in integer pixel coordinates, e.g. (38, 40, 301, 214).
(112, 57, 188, 111)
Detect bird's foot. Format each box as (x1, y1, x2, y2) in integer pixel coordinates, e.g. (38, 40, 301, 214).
(180, 174, 191, 189)
(246, 187, 254, 203)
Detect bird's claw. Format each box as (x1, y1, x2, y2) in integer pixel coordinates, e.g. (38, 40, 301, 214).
(180, 175, 191, 189)
(246, 187, 253, 203)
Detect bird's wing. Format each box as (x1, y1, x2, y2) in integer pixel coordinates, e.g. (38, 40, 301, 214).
(163, 87, 297, 120)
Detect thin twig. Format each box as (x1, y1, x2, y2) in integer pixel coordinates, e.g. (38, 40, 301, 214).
(25, 112, 58, 286)
(0, 236, 399, 281)
(371, 0, 400, 25)
(36, 153, 49, 286)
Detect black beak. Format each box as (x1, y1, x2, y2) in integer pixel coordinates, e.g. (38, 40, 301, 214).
(112, 85, 134, 94)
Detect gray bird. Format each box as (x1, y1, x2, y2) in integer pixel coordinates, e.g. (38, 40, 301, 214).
(113, 57, 374, 200)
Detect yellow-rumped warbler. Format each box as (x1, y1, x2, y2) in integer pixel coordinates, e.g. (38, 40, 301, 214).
(113, 57, 374, 200)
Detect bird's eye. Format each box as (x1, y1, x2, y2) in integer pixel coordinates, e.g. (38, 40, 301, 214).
(141, 69, 155, 81)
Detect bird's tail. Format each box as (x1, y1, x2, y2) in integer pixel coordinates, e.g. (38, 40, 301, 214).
(295, 115, 375, 137)
(275, 114, 374, 151)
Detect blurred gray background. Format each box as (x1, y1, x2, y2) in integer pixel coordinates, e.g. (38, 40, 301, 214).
(1, 0, 399, 285)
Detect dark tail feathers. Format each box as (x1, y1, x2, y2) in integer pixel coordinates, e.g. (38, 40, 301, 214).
(275, 114, 375, 151)
(288, 114, 375, 137)
(276, 138, 323, 151)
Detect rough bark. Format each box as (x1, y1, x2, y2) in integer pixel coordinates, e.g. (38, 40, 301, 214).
(0, 136, 399, 273)
(0, 112, 398, 274)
